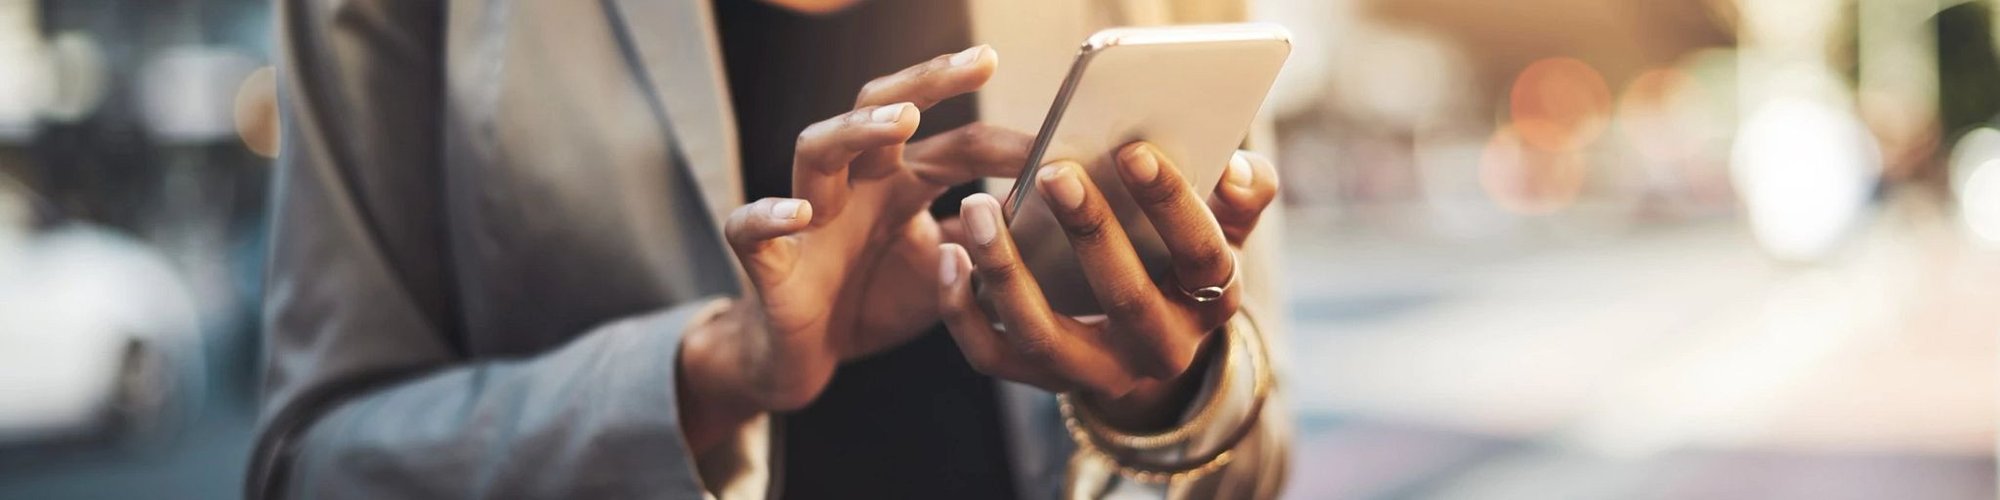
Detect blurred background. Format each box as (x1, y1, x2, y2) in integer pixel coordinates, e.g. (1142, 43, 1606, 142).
(0, 0, 1994, 498)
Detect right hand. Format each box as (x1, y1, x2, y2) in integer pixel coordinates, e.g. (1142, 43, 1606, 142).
(677, 45, 1031, 451)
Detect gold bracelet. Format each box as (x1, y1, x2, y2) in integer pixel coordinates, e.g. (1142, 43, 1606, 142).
(1058, 311, 1275, 483)
(1066, 328, 1234, 450)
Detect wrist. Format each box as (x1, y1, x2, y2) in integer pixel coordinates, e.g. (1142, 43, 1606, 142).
(677, 299, 764, 454)
(1084, 332, 1223, 432)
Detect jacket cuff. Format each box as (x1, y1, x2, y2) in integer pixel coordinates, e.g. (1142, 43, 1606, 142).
(678, 298, 775, 500)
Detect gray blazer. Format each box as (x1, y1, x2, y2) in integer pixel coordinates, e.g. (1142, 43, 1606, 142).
(253, 0, 1285, 498)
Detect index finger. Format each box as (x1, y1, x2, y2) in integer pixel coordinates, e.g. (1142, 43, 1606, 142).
(792, 103, 920, 223)
(853, 45, 997, 110)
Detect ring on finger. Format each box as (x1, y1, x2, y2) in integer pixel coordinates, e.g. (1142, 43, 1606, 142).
(1177, 252, 1238, 303)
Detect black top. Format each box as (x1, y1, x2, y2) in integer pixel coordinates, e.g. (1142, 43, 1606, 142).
(712, 1, 1018, 498)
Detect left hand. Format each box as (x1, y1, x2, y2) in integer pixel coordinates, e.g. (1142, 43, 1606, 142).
(937, 143, 1280, 430)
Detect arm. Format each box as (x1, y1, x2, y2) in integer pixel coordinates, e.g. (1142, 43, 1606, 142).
(250, 0, 739, 497)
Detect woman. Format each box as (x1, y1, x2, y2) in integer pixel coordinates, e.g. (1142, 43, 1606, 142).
(252, 0, 1286, 498)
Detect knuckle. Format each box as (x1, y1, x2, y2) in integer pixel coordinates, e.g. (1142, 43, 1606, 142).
(795, 125, 829, 155)
(1062, 215, 1113, 246)
(1181, 247, 1231, 277)
(844, 107, 877, 125)
(1133, 178, 1185, 207)
(857, 78, 892, 103)
(1102, 292, 1157, 323)
(914, 57, 948, 78)
(976, 257, 1024, 283)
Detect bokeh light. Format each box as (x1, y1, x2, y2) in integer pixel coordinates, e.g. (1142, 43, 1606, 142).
(136, 46, 258, 144)
(1479, 125, 1587, 214)
(1730, 97, 1881, 261)
(1616, 68, 1703, 163)
(1950, 127, 2000, 247)
(1509, 57, 1612, 152)
(0, 0, 44, 141)
(42, 31, 106, 124)
(1331, 25, 1471, 130)
(1948, 126, 2000, 197)
(1961, 160, 2000, 247)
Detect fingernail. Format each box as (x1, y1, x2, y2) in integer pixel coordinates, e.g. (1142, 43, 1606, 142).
(1226, 153, 1254, 188)
(1038, 162, 1086, 210)
(963, 194, 1000, 245)
(938, 244, 961, 285)
(1125, 144, 1160, 183)
(871, 103, 908, 123)
(950, 45, 985, 66)
(771, 199, 805, 219)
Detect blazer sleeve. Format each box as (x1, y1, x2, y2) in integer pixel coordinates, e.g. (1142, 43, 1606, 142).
(249, 0, 732, 497)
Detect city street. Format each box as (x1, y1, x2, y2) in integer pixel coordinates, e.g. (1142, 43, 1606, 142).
(1280, 199, 1999, 499)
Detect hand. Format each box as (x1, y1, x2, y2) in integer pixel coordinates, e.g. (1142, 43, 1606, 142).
(678, 46, 1033, 451)
(938, 143, 1280, 430)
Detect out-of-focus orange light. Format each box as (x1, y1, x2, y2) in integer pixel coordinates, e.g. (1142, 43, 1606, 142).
(1479, 126, 1587, 215)
(1510, 57, 1612, 152)
(1616, 68, 1700, 162)
(233, 66, 278, 159)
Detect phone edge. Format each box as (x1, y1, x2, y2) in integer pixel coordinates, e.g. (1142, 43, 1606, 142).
(1002, 41, 1102, 223)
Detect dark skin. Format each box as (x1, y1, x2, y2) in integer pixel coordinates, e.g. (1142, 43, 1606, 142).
(940, 144, 1279, 431)
(678, 45, 1282, 452)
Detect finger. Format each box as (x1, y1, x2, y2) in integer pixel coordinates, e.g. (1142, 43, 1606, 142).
(854, 45, 997, 110)
(937, 243, 1070, 391)
(850, 46, 997, 177)
(905, 122, 1035, 186)
(939, 216, 968, 246)
(1116, 143, 1240, 319)
(1036, 161, 1190, 380)
(1209, 151, 1280, 247)
(792, 103, 919, 223)
(724, 198, 814, 289)
(959, 193, 1137, 395)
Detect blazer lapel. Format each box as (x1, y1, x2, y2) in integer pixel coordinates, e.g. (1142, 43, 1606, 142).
(602, 0, 743, 229)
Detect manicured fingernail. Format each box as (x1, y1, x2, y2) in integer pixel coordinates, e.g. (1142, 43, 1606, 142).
(1226, 153, 1254, 188)
(938, 244, 961, 285)
(872, 102, 909, 123)
(950, 45, 985, 66)
(771, 199, 805, 219)
(963, 194, 1000, 245)
(1125, 144, 1160, 183)
(1038, 162, 1086, 210)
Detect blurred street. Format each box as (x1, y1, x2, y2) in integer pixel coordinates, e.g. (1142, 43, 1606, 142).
(1280, 195, 1999, 499)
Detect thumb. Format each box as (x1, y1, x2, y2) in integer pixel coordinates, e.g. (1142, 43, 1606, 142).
(725, 197, 813, 291)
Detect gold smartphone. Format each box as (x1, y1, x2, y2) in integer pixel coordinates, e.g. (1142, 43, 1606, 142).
(998, 23, 1291, 316)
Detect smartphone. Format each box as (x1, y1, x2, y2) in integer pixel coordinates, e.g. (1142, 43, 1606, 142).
(996, 23, 1291, 316)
